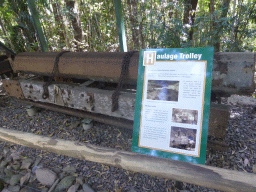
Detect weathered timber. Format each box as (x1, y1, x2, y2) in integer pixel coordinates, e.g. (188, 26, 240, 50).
(12, 52, 256, 95)
(0, 127, 255, 192)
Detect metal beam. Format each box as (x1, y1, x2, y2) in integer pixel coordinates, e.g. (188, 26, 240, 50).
(114, 0, 127, 52)
(27, 0, 48, 52)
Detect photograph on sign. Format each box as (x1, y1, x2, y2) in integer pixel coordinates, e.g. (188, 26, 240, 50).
(132, 48, 214, 164)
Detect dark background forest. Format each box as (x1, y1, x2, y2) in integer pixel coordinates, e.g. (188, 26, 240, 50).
(0, 0, 255, 54)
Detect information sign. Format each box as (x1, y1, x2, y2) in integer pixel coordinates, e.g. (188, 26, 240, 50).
(132, 47, 214, 164)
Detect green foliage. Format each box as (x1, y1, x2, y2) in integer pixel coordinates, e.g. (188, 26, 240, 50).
(0, 0, 255, 52)
(9, 26, 26, 53)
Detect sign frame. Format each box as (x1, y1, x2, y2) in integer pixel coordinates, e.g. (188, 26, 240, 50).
(132, 47, 214, 165)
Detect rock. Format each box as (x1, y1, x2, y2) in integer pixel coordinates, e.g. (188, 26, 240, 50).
(76, 176, 84, 185)
(3, 147, 9, 155)
(55, 176, 75, 192)
(22, 158, 34, 164)
(7, 185, 20, 192)
(59, 172, 66, 179)
(20, 172, 31, 186)
(35, 168, 57, 186)
(82, 118, 93, 131)
(0, 179, 4, 191)
(70, 121, 80, 129)
(11, 153, 21, 161)
(40, 188, 48, 192)
(244, 158, 250, 167)
(253, 164, 256, 173)
(53, 168, 62, 174)
(48, 178, 59, 192)
(128, 187, 137, 192)
(1, 189, 10, 192)
(67, 184, 80, 192)
(26, 106, 38, 116)
(0, 167, 4, 174)
(0, 160, 9, 168)
(21, 158, 33, 170)
(12, 164, 20, 171)
(29, 174, 36, 183)
(33, 157, 42, 167)
(32, 165, 43, 173)
(20, 187, 35, 192)
(20, 162, 32, 169)
(0, 155, 4, 161)
(4, 168, 14, 177)
(63, 165, 76, 174)
(82, 184, 94, 192)
(228, 95, 256, 106)
(10, 174, 22, 186)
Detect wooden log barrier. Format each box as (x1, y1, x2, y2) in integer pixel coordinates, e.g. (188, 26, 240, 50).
(0, 128, 255, 192)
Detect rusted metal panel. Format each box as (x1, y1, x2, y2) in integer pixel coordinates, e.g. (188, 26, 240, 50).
(13, 52, 140, 84)
(12, 52, 58, 74)
(13, 52, 255, 95)
(19, 79, 136, 120)
(2, 79, 24, 99)
(212, 52, 255, 95)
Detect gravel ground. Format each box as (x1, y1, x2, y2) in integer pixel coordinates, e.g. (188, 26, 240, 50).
(0, 94, 255, 191)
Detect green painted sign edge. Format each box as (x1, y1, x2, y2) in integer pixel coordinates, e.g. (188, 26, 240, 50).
(132, 47, 214, 165)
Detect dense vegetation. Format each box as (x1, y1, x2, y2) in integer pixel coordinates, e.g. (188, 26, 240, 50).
(0, 0, 255, 53)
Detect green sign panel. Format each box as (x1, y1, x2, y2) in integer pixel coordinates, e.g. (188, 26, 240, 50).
(132, 47, 214, 165)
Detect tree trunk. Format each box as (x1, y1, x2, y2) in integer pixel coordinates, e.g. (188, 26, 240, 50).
(230, 0, 236, 51)
(0, 18, 15, 51)
(183, 0, 198, 41)
(213, 0, 231, 52)
(52, 1, 66, 46)
(127, 0, 140, 50)
(65, 0, 83, 51)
